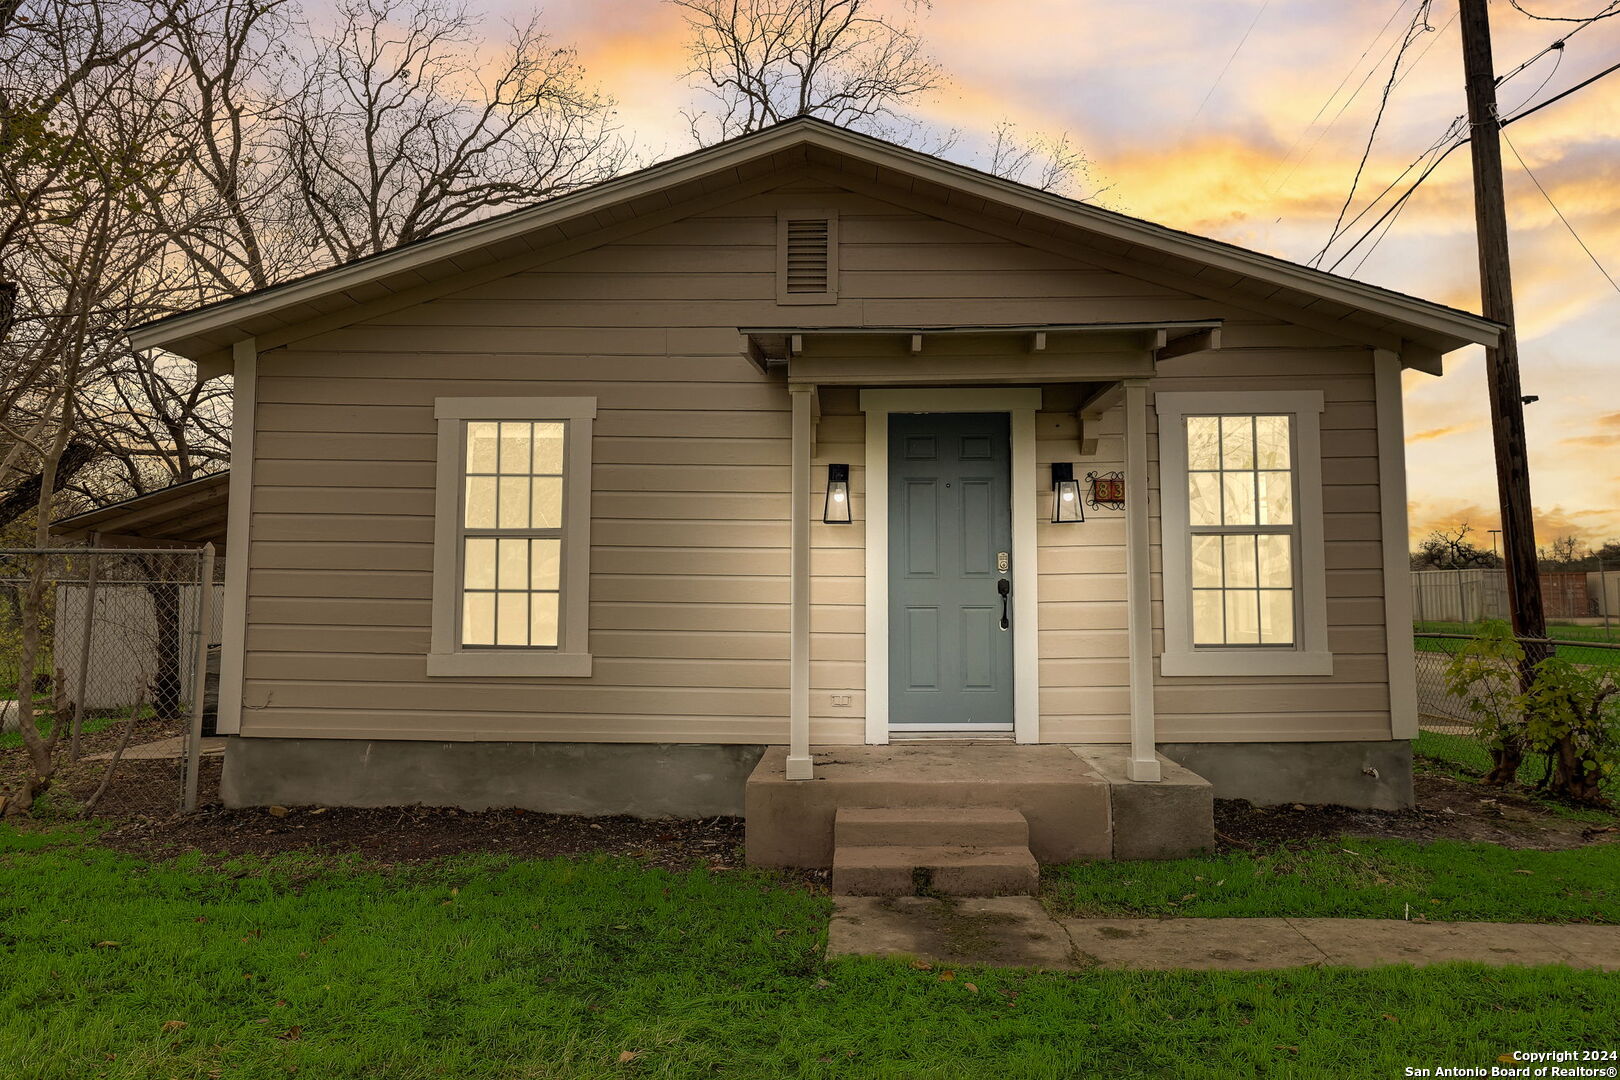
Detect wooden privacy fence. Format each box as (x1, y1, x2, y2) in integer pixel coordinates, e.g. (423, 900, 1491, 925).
(1411, 569, 1610, 624)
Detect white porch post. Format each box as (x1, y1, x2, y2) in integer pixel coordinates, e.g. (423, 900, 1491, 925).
(787, 384, 814, 780)
(1123, 378, 1162, 782)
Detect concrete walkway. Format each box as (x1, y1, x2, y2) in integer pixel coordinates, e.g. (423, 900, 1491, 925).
(85, 735, 226, 762)
(828, 896, 1620, 971)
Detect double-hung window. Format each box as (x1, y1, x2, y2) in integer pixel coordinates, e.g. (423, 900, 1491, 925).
(429, 397, 594, 677)
(1157, 391, 1332, 676)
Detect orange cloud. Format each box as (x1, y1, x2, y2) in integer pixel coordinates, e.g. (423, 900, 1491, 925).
(1406, 499, 1620, 548)
(1408, 422, 1481, 444)
(1560, 412, 1620, 450)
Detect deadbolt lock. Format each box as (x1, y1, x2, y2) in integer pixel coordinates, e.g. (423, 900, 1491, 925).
(997, 551, 1009, 573)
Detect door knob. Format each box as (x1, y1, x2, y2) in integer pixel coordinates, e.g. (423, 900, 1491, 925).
(997, 578, 1010, 630)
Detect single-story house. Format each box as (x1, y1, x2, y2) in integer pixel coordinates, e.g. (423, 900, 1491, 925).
(128, 117, 1498, 874)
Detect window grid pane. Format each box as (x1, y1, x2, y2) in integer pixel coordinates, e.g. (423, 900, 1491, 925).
(1186, 414, 1298, 648)
(460, 420, 568, 648)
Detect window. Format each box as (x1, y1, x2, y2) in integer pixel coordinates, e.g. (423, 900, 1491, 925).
(1157, 391, 1332, 677)
(1187, 415, 1296, 647)
(429, 397, 594, 677)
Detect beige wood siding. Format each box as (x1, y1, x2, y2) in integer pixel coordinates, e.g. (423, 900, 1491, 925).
(241, 172, 1394, 744)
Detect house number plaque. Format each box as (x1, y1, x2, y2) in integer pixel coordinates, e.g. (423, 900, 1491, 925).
(1086, 472, 1126, 510)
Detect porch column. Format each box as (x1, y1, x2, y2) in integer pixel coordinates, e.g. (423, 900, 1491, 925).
(786, 384, 814, 780)
(1123, 378, 1162, 782)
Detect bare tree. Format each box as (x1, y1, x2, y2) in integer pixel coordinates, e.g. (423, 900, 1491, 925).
(671, 0, 943, 144)
(283, 0, 626, 265)
(0, 0, 174, 477)
(984, 118, 1106, 198)
(148, 0, 313, 298)
(0, 9, 204, 814)
(1411, 524, 1501, 571)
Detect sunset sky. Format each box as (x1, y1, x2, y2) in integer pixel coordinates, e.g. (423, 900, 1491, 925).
(501, 0, 1620, 548)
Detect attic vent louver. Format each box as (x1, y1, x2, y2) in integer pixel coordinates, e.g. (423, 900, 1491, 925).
(777, 210, 838, 305)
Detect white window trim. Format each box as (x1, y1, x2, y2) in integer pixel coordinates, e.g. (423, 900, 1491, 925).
(428, 396, 594, 677)
(1156, 390, 1333, 677)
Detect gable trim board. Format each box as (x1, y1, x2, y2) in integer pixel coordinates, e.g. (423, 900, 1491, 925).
(215, 337, 257, 736)
(130, 118, 1498, 377)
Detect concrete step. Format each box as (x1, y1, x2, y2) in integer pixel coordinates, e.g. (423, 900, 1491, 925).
(831, 844, 1040, 897)
(835, 806, 1029, 849)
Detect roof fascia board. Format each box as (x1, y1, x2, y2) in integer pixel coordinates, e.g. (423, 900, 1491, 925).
(128, 123, 824, 355)
(797, 130, 1499, 349)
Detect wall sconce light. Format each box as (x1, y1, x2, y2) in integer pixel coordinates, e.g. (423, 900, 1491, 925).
(823, 464, 852, 524)
(1051, 462, 1084, 523)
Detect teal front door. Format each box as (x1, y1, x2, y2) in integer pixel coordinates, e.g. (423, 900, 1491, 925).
(888, 412, 1014, 727)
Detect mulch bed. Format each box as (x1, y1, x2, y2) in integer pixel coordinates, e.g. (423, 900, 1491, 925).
(1215, 771, 1619, 852)
(1, 714, 199, 817)
(10, 737, 1614, 869)
(98, 805, 749, 874)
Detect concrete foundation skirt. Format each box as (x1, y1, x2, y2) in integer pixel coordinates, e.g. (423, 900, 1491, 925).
(220, 738, 766, 819)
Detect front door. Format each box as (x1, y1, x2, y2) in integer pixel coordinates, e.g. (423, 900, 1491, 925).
(888, 412, 1014, 728)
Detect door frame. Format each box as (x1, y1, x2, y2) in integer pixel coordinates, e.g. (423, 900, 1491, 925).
(860, 388, 1042, 745)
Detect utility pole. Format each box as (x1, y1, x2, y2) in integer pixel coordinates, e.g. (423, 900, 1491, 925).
(1458, 0, 1546, 646)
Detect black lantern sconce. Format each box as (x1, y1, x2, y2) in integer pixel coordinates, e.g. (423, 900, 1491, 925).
(823, 464, 852, 524)
(1051, 462, 1084, 523)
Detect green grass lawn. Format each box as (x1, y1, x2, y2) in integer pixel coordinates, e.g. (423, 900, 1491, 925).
(0, 709, 122, 751)
(1043, 837, 1620, 923)
(4, 827, 1619, 1080)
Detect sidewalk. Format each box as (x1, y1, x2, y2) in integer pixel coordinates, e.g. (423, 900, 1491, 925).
(828, 896, 1620, 971)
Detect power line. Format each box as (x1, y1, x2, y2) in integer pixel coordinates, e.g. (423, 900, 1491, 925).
(1186, 0, 1272, 131)
(1496, 0, 1618, 84)
(1502, 127, 1620, 296)
(1501, 44, 1564, 116)
(1270, 1, 1416, 194)
(1392, 6, 1460, 92)
(1505, 55, 1620, 123)
(1265, 0, 1412, 189)
(1507, 0, 1620, 22)
(1322, 55, 1620, 272)
(1312, 0, 1437, 266)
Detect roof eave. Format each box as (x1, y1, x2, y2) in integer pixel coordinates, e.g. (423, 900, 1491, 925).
(129, 116, 1501, 371)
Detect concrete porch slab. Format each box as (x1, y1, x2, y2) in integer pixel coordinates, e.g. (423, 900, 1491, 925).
(746, 743, 1111, 868)
(828, 896, 1077, 969)
(1068, 747, 1214, 859)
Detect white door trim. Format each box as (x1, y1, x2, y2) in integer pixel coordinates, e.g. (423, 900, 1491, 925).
(859, 387, 1042, 745)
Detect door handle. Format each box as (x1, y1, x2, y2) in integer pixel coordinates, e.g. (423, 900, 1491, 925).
(997, 578, 1010, 630)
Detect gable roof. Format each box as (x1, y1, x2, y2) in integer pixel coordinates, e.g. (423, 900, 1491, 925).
(131, 115, 1499, 375)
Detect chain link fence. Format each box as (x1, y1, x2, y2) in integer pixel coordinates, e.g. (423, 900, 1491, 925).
(0, 547, 221, 817)
(1413, 630, 1620, 786)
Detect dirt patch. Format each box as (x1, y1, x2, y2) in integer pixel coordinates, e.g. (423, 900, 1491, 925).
(95, 803, 758, 874)
(1216, 771, 1620, 852)
(1, 715, 208, 817)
